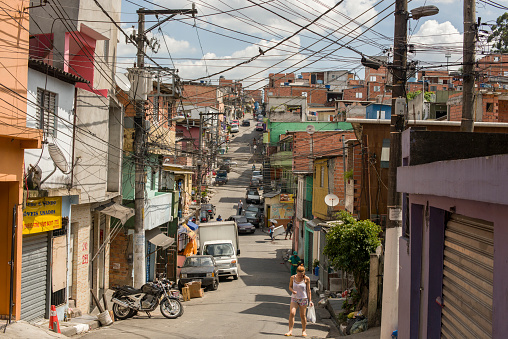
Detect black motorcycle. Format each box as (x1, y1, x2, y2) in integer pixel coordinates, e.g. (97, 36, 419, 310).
(111, 279, 183, 320)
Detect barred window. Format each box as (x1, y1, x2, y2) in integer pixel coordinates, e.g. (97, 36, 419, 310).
(36, 88, 57, 137)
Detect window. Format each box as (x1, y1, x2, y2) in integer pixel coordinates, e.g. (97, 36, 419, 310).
(151, 170, 156, 190)
(370, 76, 377, 82)
(486, 103, 494, 112)
(332, 74, 336, 79)
(104, 40, 109, 64)
(430, 86, 437, 91)
(36, 88, 57, 136)
(356, 92, 363, 99)
(373, 86, 381, 92)
(320, 166, 324, 187)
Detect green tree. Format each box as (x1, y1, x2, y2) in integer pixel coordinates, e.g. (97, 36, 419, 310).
(488, 12, 508, 53)
(323, 211, 382, 311)
(407, 90, 433, 102)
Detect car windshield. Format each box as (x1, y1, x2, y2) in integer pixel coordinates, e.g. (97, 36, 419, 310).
(246, 205, 259, 212)
(184, 257, 214, 267)
(235, 217, 248, 223)
(200, 210, 207, 217)
(203, 243, 234, 257)
(244, 211, 257, 218)
(252, 171, 261, 176)
(247, 190, 258, 195)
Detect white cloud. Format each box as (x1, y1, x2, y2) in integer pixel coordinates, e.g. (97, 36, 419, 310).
(408, 20, 463, 70)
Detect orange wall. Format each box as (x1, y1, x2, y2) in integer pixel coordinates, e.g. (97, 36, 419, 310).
(0, 1, 41, 320)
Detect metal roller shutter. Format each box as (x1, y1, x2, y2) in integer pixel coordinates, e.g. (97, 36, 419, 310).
(20, 232, 49, 322)
(441, 214, 493, 338)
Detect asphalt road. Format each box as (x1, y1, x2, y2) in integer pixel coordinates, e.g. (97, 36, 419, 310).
(78, 122, 330, 339)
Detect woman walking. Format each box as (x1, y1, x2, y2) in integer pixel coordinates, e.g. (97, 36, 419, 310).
(285, 265, 313, 337)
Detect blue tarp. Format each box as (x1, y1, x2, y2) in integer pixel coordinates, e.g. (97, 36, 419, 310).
(187, 220, 199, 231)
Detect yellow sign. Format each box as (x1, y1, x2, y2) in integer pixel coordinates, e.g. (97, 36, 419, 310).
(23, 197, 62, 234)
(280, 194, 294, 203)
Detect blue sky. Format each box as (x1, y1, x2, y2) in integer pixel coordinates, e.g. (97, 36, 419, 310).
(117, 0, 507, 90)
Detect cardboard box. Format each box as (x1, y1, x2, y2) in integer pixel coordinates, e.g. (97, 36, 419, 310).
(181, 287, 190, 301)
(186, 281, 204, 298)
(189, 288, 204, 298)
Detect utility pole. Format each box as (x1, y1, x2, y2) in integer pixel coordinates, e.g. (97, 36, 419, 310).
(461, 0, 475, 132)
(197, 112, 203, 201)
(132, 6, 196, 288)
(380, 0, 407, 335)
(133, 10, 146, 289)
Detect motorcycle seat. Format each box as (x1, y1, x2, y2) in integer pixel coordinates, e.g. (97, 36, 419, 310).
(119, 285, 142, 294)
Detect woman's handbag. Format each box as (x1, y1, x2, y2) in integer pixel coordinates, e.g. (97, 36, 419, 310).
(306, 304, 316, 323)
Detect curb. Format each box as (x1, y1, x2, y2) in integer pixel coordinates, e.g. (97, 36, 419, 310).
(59, 317, 100, 337)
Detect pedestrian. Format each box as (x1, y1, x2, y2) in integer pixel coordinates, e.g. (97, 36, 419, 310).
(285, 265, 313, 337)
(285, 220, 293, 240)
(288, 251, 301, 275)
(238, 199, 243, 215)
(269, 222, 275, 240)
(252, 164, 256, 171)
(216, 215, 222, 221)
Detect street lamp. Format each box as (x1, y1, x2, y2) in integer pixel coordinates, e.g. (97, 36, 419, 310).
(169, 114, 185, 122)
(380, 3, 439, 339)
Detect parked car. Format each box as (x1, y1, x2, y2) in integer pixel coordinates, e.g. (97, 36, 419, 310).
(215, 170, 228, 185)
(178, 255, 219, 291)
(219, 162, 231, 173)
(231, 119, 239, 125)
(250, 177, 262, 189)
(255, 122, 264, 131)
(252, 170, 263, 181)
(246, 203, 264, 214)
(231, 124, 239, 133)
(201, 204, 216, 219)
(246, 189, 261, 204)
(200, 209, 210, 223)
(257, 114, 264, 122)
(241, 120, 250, 126)
(243, 208, 262, 228)
(226, 215, 256, 234)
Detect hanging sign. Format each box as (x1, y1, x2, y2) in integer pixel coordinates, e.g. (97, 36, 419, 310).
(23, 197, 62, 234)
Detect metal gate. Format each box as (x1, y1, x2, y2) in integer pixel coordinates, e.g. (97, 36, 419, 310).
(20, 232, 49, 322)
(441, 214, 494, 338)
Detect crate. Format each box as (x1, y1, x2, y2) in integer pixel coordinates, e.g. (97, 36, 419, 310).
(190, 288, 204, 298)
(181, 287, 190, 301)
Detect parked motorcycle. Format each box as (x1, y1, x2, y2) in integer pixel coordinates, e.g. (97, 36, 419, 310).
(111, 279, 183, 320)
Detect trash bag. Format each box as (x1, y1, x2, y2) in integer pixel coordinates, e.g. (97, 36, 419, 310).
(350, 318, 369, 334)
(306, 304, 316, 323)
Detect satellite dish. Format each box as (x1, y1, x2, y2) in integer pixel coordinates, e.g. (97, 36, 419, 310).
(48, 143, 69, 173)
(324, 193, 340, 207)
(115, 73, 131, 92)
(306, 125, 315, 135)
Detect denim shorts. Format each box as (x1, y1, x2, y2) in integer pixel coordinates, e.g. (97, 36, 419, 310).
(291, 297, 308, 306)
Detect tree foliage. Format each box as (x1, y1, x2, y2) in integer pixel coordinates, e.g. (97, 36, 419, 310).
(407, 90, 433, 102)
(488, 12, 508, 53)
(323, 211, 382, 310)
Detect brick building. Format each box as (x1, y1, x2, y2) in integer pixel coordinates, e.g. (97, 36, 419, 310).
(477, 54, 508, 90)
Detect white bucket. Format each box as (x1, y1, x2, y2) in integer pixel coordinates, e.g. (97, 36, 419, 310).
(98, 310, 113, 326)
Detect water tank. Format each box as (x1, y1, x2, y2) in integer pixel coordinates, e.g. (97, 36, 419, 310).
(284, 82, 289, 86)
(325, 85, 331, 89)
(298, 74, 303, 79)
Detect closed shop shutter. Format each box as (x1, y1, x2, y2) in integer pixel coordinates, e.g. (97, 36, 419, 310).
(441, 214, 494, 338)
(20, 232, 49, 322)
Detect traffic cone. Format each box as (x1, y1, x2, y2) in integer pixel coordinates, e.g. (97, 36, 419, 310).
(49, 305, 61, 333)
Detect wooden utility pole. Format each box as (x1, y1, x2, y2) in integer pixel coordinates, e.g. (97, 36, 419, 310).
(461, 0, 475, 132)
(380, 0, 407, 335)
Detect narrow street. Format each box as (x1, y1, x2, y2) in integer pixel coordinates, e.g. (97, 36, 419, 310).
(77, 123, 330, 339)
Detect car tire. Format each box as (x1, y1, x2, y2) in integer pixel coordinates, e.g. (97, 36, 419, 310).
(233, 273, 239, 280)
(211, 278, 219, 291)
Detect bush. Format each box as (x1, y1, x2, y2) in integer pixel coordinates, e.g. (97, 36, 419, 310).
(324, 211, 381, 310)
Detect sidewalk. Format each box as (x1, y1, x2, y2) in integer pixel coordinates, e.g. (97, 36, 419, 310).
(281, 249, 382, 338)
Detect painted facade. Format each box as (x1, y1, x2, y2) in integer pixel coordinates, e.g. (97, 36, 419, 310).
(0, 1, 42, 321)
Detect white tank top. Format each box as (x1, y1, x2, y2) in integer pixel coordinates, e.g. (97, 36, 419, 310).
(293, 277, 307, 299)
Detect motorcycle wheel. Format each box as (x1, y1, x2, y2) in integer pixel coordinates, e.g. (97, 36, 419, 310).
(160, 298, 184, 319)
(113, 301, 135, 320)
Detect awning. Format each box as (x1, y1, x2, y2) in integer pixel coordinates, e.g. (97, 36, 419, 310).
(146, 228, 175, 250)
(95, 202, 135, 225)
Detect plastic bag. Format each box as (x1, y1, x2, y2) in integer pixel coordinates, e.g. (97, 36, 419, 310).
(306, 304, 316, 323)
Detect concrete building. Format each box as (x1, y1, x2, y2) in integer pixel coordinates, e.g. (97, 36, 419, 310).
(397, 129, 508, 338)
(0, 0, 42, 322)
(30, 0, 124, 314)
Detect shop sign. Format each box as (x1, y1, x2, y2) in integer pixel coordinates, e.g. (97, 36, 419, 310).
(23, 197, 62, 234)
(280, 194, 294, 203)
